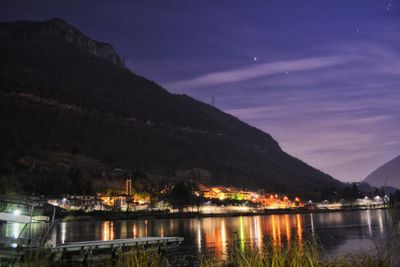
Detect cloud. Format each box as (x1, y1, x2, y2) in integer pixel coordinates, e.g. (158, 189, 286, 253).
(165, 56, 355, 90)
(158, 30, 400, 182)
(225, 87, 400, 181)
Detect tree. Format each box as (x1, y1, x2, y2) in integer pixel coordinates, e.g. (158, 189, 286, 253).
(126, 196, 133, 214)
(168, 182, 193, 212)
(389, 190, 400, 207)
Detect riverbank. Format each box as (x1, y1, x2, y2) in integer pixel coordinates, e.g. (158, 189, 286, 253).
(58, 206, 388, 222)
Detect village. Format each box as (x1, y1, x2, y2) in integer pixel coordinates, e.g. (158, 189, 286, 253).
(47, 179, 387, 214)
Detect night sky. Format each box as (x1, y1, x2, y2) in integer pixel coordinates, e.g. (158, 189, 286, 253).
(2, 0, 400, 182)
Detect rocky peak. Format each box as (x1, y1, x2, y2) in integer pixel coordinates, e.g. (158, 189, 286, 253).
(0, 18, 125, 68)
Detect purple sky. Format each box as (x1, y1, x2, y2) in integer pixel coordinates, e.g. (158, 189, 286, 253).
(2, 0, 400, 182)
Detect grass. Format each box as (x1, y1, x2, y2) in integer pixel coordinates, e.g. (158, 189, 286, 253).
(17, 247, 169, 267)
(112, 248, 169, 267)
(19, 249, 56, 267)
(13, 236, 395, 267)
(199, 236, 393, 267)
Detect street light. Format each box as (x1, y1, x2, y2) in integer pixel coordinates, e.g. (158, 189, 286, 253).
(13, 209, 21, 216)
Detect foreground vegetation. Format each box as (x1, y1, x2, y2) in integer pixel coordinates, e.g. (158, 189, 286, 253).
(17, 235, 395, 267)
(199, 238, 394, 267)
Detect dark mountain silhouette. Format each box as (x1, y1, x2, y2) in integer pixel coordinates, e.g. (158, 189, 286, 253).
(363, 155, 400, 189)
(0, 18, 342, 195)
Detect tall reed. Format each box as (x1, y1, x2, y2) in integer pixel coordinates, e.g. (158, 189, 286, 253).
(200, 236, 392, 267)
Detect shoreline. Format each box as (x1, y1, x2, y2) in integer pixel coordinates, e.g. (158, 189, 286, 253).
(57, 206, 388, 222)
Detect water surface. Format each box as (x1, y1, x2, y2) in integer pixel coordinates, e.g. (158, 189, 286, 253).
(47, 209, 393, 262)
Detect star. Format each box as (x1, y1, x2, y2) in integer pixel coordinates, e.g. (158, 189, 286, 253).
(253, 57, 258, 62)
(387, 0, 393, 11)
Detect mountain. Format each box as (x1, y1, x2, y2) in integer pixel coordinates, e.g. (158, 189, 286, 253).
(356, 182, 398, 195)
(0, 18, 342, 195)
(363, 155, 400, 189)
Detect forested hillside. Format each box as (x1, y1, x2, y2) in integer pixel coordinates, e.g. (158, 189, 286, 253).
(0, 18, 342, 195)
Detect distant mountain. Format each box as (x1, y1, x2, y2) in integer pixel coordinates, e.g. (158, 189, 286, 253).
(357, 182, 398, 195)
(0, 18, 342, 195)
(363, 155, 400, 189)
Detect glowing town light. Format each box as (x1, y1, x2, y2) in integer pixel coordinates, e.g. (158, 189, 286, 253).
(12, 223, 20, 239)
(13, 209, 21, 216)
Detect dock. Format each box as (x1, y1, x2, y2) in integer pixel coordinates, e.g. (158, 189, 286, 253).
(50, 237, 184, 262)
(52, 236, 184, 252)
(0, 196, 184, 264)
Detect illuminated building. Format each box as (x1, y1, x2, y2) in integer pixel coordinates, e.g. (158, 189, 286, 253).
(125, 178, 133, 196)
(200, 185, 303, 209)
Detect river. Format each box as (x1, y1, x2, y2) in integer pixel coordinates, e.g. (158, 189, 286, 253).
(44, 209, 396, 264)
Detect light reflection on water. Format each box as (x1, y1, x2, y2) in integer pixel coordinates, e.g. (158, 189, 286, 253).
(47, 209, 392, 259)
(12, 223, 20, 239)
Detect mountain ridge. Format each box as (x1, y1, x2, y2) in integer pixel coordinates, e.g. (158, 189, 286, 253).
(0, 17, 124, 67)
(363, 155, 400, 189)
